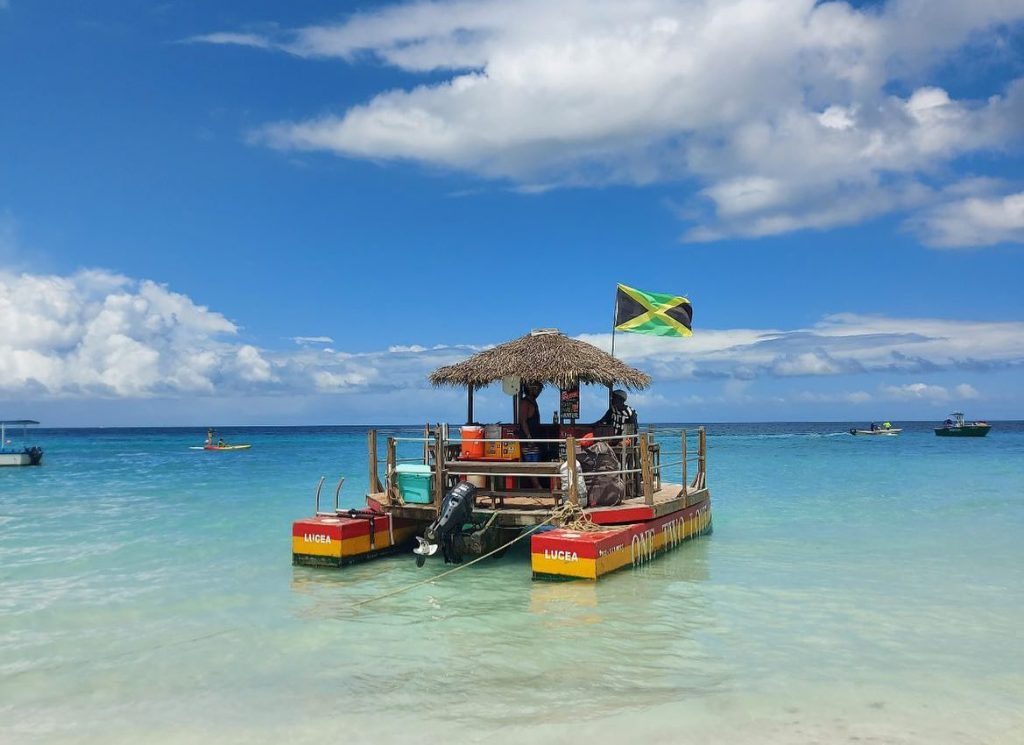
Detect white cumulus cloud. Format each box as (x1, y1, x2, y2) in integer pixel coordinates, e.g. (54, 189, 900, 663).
(954, 383, 980, 399)
(580, 312, 1024, 381)
(0, 270, 243, 397)
(878, 381, 979, 402)
(880, 382, 951, 400)
(911, 188, 1024, 248)
(2, 270, 1019, 407)
(195, 0, 1024, 244)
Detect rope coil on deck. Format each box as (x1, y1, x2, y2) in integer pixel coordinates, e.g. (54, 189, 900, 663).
(552, 500, 604, 532)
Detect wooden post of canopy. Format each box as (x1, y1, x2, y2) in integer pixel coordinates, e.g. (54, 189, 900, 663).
(423, 423, 430, 465)
(566, 435, 578, 505)
(640, 433, 654, 505)
(681, 429, 688, 499)
(386, 436, 397, 502)
(467, 386, 474, 424)
(368, 429, 384, 493)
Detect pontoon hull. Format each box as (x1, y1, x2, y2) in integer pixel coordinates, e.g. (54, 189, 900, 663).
(935, 426, 990, 437)
(0, 451, 43, 467)
(531, 498, 711, 580)
(291, 493, 712, 580)
(292, 512, 423, 568)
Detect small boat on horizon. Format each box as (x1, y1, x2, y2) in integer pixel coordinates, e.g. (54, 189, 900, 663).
(850, 422, 901, 436)
(191, 428, 252, 451)
(935, 412, 991, 437)
(0, 420, 44, 466)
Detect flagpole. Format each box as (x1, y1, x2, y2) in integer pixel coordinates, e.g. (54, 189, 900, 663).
(609, 287, 618, 404)
(610, 285, 618, 360)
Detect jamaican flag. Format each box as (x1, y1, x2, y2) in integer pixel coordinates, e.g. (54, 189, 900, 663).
(614, 284, 693, 337)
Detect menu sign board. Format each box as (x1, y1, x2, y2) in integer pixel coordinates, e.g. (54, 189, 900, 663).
(559, 385, 580, 420)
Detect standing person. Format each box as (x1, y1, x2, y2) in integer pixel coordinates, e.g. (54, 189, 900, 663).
(519, 381, 543, 440)
(595, 389, 638, 436)
(518, 381, 544, 490)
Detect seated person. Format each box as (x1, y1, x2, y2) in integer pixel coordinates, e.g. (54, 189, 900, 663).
(595, 389, 639, 497)
(577, 433, 625, 507)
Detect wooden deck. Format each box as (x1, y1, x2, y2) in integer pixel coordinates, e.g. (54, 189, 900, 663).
(367, 482, 710, 528)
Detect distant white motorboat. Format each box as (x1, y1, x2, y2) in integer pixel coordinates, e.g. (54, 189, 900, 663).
(0, 420, 44, 466)
(849, 423, 901, 436)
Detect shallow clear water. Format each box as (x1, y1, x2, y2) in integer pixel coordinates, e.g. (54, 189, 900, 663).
(2, 423, 1022, 744)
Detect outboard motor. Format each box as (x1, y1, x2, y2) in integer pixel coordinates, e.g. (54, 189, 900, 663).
(413, 482, 477, 567)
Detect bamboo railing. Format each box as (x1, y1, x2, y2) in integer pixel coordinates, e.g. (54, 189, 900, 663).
(369, 425, 707, 507)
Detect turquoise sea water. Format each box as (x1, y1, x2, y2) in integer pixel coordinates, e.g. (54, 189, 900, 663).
(2, 423, 1022, 744)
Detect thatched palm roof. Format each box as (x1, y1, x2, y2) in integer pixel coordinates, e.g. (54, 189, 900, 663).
(429, 329, 651, 390)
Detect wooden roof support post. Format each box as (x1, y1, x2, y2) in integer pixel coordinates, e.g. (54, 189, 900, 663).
(467, 386, 474, 425)
(386, 436, 398, 502)
(566, 435, 579, 505)
(640, 433, 654, 506)
(368, 429, 383, 493)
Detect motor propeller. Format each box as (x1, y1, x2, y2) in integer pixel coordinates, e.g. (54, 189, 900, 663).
(412, 482, 477, 567)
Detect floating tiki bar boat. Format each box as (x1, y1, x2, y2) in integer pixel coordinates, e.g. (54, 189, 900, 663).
(292, 329, 712, 580)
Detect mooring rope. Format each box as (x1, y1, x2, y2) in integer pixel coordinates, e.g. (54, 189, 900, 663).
(352, 501, 605, 607)
(552, 500, 606, 532)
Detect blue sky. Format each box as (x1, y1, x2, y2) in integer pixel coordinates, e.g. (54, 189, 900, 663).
(1, 0, 1022, 426)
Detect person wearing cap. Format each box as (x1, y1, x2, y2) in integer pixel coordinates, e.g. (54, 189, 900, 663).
(594, 390, 639, 498)
(595, 389, 638, 436)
